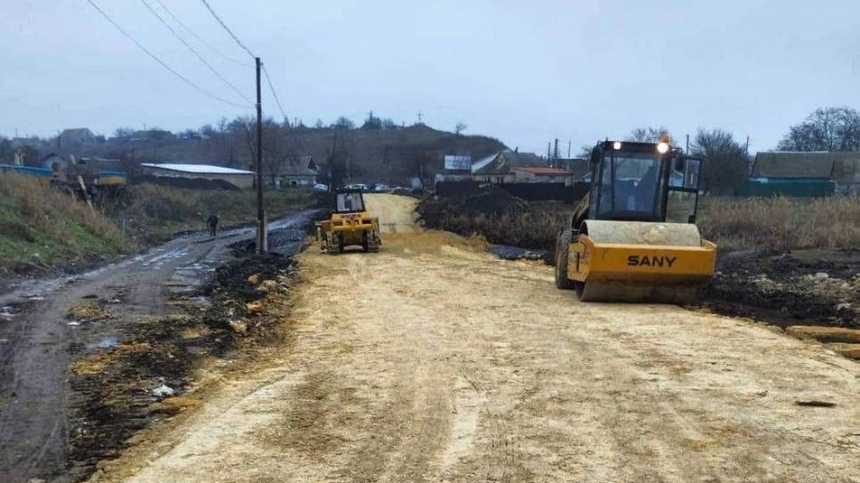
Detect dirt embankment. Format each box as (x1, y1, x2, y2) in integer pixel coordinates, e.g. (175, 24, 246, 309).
(89, 194, 860, 483)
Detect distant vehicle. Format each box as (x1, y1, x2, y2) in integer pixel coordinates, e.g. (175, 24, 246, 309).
(313, 183, 328, 192)
(374, 183, 391, 192)
(346, 183, 368, 192)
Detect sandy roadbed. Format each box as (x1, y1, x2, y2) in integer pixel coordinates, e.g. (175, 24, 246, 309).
(93, 195, 860, 483)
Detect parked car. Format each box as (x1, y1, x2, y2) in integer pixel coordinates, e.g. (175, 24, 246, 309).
(313, 183, 328, 192)
(374, 183, 391, 192)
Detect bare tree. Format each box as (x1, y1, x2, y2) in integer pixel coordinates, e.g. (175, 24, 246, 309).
(690, 128, 749, 195)
(455, 122, 468, 135)
(627, 126, 671, 143)
(332, 116, 356, 130)
(777, 106, 860, 151)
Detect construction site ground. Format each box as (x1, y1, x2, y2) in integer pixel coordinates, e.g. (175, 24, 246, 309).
(81, 194, 860, 483)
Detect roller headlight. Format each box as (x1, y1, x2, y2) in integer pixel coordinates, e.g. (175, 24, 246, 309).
(657, 142, 670, 154)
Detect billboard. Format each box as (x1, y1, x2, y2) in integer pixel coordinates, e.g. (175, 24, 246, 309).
(444, 155, 472, 171)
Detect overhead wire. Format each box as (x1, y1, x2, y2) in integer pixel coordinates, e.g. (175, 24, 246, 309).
(153, 0, 250, 66)
(262, 65, 289, 124)
(139, 0, 253, 105)
(85, 0, 249, 108)
(197, 1, 293, 126)
(199, 0, 256, 59)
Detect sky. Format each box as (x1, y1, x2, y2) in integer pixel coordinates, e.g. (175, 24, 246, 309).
(2, 0, 859, 156)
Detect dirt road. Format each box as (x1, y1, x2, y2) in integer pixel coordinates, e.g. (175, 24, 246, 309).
(0, 212, 316, 483)
(94, 195, 860, 483)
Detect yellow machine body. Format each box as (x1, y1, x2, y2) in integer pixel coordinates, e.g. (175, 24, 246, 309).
(554, 139, 718, 304)
(315, 191, 381, 254)
(562, 220, 715, 303)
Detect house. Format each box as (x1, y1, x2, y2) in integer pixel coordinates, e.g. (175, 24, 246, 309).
(829, 154, 860, 195)
(277, 155, 318, 187)
(744, 152, 836, 197)
(140, 163, 255, 190)
(59, 128, 96, 145)
(553, 158, 591, 181)
(471, 149, 545, 184)
(436, 155, 473, 182)
(511, 166, 575, 184)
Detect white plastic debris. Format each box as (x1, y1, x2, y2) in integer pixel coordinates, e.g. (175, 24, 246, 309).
(152, 384, 175, 398)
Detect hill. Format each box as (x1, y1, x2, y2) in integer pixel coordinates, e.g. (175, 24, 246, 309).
(47, 123, 508, 187)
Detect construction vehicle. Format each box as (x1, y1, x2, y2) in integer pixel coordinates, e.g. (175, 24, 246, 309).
(316, 188, 381, 254)
(555, 139, 716, 304)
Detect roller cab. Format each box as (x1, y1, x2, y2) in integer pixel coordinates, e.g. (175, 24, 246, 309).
(555, 139, 717, 304)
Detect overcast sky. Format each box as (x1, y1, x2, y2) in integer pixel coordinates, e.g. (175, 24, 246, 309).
(2, 0, 859, 155)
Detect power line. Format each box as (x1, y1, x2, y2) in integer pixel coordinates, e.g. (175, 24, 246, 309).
(199, 0, 255, 59)
(85, 0, 249, 108)
(262, 65, 288, 124)
(140, 0, 252, 104)
(153, 0, 249, 66)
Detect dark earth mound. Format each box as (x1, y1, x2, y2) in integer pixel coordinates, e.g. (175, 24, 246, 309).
(697, 250, 860, 329)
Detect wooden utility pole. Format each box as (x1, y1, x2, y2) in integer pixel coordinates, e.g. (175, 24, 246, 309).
(255, 57, 267, 253)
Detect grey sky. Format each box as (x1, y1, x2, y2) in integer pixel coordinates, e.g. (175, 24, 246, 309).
(2, 0, 859, 155)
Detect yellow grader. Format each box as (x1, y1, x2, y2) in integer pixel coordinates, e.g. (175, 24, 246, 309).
(555, 139, 717, 304)
(316, 189, 381, 254)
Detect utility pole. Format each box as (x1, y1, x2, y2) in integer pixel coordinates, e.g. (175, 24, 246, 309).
(553, 138, 559, 162)
(255, 57, 266, 254)
(745, 135, 750, 155)
(685, 134, 690, 153)
(567, 140, 571, 158)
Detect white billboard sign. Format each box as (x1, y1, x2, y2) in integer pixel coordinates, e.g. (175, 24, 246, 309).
(444, 155, 471, 171)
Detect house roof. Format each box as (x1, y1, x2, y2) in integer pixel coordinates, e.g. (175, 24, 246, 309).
(60, 128, 94, 137)
(281, 155, 318, 177)
(512, 167, 573, 176)
(471, 150, 545, 175)
(553, 158, 591, 179)
(751, 152, 835, 179)
(140, 163, 254, 175)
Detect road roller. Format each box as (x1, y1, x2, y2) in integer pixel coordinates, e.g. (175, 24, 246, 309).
(555, 139, 717, 304)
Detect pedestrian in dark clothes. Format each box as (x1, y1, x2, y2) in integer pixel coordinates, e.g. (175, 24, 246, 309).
(207, 213, 219, 237)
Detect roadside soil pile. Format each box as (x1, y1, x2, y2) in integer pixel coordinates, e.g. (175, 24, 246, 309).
(66, 253, 298, 481)
(136, 176, 242, 191)
(418, 187, 565, 250)
(698, 250, 860, 329)
(419, 186, 528, 224)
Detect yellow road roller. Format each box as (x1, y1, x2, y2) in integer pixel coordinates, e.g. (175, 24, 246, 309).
(555, 140, 716, 304)
(316, 189, 381, 254)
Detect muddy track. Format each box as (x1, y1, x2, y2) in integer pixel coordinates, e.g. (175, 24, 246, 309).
(0, 211, 317, 483)
(85, 195, 860, 483)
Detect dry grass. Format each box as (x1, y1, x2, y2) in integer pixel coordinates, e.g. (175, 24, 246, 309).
(114, 183, 313, 244)
(426, 195, 860, 254)
(0, 174, 129, 271)
(698, 196, 860, 252)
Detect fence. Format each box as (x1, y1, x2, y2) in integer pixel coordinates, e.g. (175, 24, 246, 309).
(435, 181, 589, 204)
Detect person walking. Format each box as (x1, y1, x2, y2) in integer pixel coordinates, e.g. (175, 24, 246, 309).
(206, 213, 219, 237)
